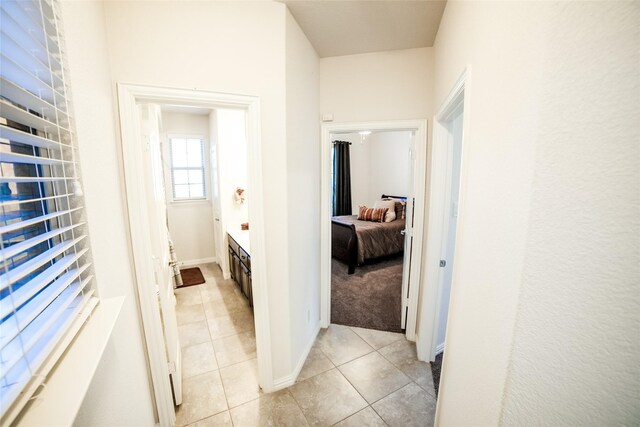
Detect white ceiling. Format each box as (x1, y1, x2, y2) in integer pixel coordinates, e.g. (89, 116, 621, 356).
(279, 0, 447, 58)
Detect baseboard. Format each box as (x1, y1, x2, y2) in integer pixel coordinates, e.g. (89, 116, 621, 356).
(435, 342, 445, 355)
(179, 257, 216, 267)
(271, 322, 321, 391)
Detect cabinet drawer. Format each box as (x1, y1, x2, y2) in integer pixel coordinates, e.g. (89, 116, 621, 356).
(240, 263, 252, 307)
(239, 247, 250, 270)
(228, 235, 240, 255)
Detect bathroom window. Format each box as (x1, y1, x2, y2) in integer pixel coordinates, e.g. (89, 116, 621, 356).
(169, 137, 206, 200)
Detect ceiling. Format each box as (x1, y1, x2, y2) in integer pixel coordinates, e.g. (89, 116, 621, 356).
(279, 0, 447, 58)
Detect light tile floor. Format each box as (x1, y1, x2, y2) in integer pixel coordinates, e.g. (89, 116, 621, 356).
(175, 263, 436, 427)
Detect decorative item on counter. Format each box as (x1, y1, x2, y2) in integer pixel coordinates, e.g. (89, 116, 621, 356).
(234, 187, 246, 204)
(241, 223, 249, 230)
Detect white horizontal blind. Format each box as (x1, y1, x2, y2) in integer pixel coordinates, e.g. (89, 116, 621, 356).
(0, 0, 98, 422)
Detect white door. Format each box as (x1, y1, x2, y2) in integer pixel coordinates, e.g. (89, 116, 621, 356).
(433, 105, 464, 355)
(209, 130, 224, 269)
(140, 104, 183, 404)
(400, 131, 416, 329)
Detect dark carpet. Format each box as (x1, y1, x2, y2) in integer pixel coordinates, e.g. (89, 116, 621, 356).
(431, 352, 443, 398)
(179, 267, 206, 288)
(331, 255, 404, 332)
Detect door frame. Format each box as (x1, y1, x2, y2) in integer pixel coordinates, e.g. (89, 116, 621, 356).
(117, 83, 272, 427)
(320, 119, 428, 341)
(416, 67, 471, 366)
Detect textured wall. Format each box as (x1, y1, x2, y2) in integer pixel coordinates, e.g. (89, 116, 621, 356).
(501, 2, 640, 424)
(433, 1, 640, 425)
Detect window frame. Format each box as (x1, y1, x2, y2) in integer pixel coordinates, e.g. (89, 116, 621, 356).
(167, 134, 207, 203)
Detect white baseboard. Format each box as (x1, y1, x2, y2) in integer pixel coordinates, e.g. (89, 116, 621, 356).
(179, 257, 216, 267)
(436, 342, 445, 355)
(271, 322, 321, 391)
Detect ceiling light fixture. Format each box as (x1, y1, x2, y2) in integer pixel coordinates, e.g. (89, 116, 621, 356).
(359, 130, 371, 144)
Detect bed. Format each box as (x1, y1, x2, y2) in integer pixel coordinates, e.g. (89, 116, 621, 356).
(331, 194, 407, 274)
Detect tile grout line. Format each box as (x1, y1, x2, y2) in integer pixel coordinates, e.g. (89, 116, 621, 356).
(179, 264, 237, 427)
(333, 348, 413, 415)
(198, 275, 232, 420)
(201, 264, 259, 425)
(286, 383, 315, 427)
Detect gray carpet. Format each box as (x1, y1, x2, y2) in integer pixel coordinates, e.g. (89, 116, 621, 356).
(431, 352, 443, 398)
(331, 255, 404, 332)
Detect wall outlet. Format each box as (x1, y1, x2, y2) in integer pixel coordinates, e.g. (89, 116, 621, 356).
(321, 113, 334, 122)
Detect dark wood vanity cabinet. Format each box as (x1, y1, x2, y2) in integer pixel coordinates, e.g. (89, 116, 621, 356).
(228, 233, 252, 308)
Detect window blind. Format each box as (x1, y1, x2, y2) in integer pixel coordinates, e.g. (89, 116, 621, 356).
(0, 0, 98, 422)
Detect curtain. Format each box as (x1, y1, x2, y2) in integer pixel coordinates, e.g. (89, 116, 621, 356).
(332, 140, 352, 216)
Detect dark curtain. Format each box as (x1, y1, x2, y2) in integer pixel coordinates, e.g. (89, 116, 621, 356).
(332, 140, 352, 216)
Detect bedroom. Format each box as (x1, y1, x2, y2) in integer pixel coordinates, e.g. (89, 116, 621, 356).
(329, 130, 413, 333)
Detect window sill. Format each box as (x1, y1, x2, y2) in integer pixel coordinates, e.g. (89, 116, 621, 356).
(170, 198, 210, 205)
(16, 296, 124, 427)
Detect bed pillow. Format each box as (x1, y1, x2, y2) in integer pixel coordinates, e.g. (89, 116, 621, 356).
(358, 206, 388, 223)
(373, 200, 397, 222)
(382, 197, 406, 219)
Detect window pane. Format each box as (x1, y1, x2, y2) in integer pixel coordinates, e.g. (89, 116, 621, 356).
(171, 139, 187, 167)
(174, 184, 189, 199)
(187, 139, 203, 167)
(189, 184, 204, 198)
(188, 169, 203, 184)
(173, 170, 189, 185)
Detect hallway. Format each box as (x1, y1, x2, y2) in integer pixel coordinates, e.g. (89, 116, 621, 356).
(175, 263, 436, 426)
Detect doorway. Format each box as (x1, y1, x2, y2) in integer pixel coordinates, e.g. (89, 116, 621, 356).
(329, 130, 413, 333)
(320, 120, 428, 342)
(117, 84, 271, 427)
(417, 69, 470, 415)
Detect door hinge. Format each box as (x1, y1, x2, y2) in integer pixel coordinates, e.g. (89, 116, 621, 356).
(168, 361, 176, 374)
(439, 260, 446, 267)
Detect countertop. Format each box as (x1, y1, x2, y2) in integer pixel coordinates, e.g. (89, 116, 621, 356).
(227, 228, 250, 255)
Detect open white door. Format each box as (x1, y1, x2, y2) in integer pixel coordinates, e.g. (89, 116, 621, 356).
(432, 105, 464, 357)
(400, 131, 416, 329)
(140, 104, 183, 405)
(208, 111, 224, 271)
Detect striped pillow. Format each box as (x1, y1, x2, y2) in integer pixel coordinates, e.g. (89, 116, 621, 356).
(358, 206, 388, 222)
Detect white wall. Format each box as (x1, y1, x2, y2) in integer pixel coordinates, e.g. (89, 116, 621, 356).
(320, 47, 434, 122)
(285, 9, 321, 378)
(432, 1, 640, 425)
(213, 108, 249, 276)
(367, 131, 411, 202)
(102, 0, 314, 385)
(216, 109, 249, 231)
(334, 131, 411, 213)
(60, 2, 156, 425)
(161, 111, 216, 264)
